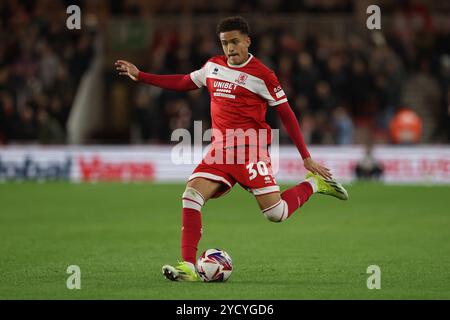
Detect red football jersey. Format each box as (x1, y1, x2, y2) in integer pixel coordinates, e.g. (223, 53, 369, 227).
(189, 54, 287, 148)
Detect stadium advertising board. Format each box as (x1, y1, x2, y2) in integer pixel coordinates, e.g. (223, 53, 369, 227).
(0, 146, 448, 184)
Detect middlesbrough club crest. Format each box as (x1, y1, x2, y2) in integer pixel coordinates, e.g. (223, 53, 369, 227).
(235, 73, 248, 85)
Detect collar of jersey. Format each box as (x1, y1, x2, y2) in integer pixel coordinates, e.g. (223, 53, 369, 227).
(227, 53, 253, 68)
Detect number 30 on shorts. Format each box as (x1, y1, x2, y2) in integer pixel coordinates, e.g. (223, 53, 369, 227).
(246, 161, 269, 181)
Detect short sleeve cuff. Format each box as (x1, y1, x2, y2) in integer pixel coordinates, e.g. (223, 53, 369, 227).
(189, 72, 204, 88)
(268, 98, 288, 107)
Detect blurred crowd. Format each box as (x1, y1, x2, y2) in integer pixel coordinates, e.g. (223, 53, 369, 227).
(132, 4, 450, 145)
(108, 0, 354, 15)
(1, 0, 449, 145)
(0, 0, 96, 144)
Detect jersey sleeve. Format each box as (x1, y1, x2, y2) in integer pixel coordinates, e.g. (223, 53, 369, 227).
(258, 71, 288, 107)
(189, 62, 209, 88)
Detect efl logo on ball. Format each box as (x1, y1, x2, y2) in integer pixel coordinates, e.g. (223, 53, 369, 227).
(197, 248, 233, 282)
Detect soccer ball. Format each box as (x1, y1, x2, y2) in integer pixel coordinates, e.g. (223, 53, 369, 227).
(197, 248, 233, 282)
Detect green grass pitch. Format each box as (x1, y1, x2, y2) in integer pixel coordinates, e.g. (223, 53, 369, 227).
(0, 182, 449, 299)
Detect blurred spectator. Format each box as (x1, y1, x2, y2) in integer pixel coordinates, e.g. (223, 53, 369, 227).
(294, 51, 320, 101)
(312, 81, 337, 113)
(354, 145, 384, 181)
(332, 106, 353, 145)
(0, 0, 96, 144)
(432, 55, 450, 142)
(36, 109, 65, 144)
(13, 105, 36, 141)
(348, 58, 374, 119)
(433, 87, 450, 142)
(131, 85, 162, 143)
(389, 108, 423, 144)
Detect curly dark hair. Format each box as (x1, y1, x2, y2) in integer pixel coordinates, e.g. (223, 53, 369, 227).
(216, 16, 250, 36)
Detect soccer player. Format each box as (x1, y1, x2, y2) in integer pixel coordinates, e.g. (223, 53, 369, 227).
(115, 16, 348, 282)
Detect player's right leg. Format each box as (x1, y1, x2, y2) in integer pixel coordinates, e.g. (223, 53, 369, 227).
(162, 177, 223, 282)
(253, 173, 348, 223)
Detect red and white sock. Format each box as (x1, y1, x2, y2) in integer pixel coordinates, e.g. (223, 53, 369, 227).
(281, 177, 317, 218)
(181, 187, 205, 265)
(262, 178, 317, 222)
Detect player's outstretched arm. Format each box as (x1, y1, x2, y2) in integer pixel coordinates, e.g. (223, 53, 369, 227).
(276, 101, 332, 180)
(115, 60, 198, 91)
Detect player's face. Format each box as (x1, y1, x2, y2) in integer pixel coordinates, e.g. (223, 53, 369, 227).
(219, 30, 251, 65)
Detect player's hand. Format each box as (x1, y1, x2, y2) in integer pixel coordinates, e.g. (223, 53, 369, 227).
(303, 157, 332, 180)
(115, 60, 139, 81)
